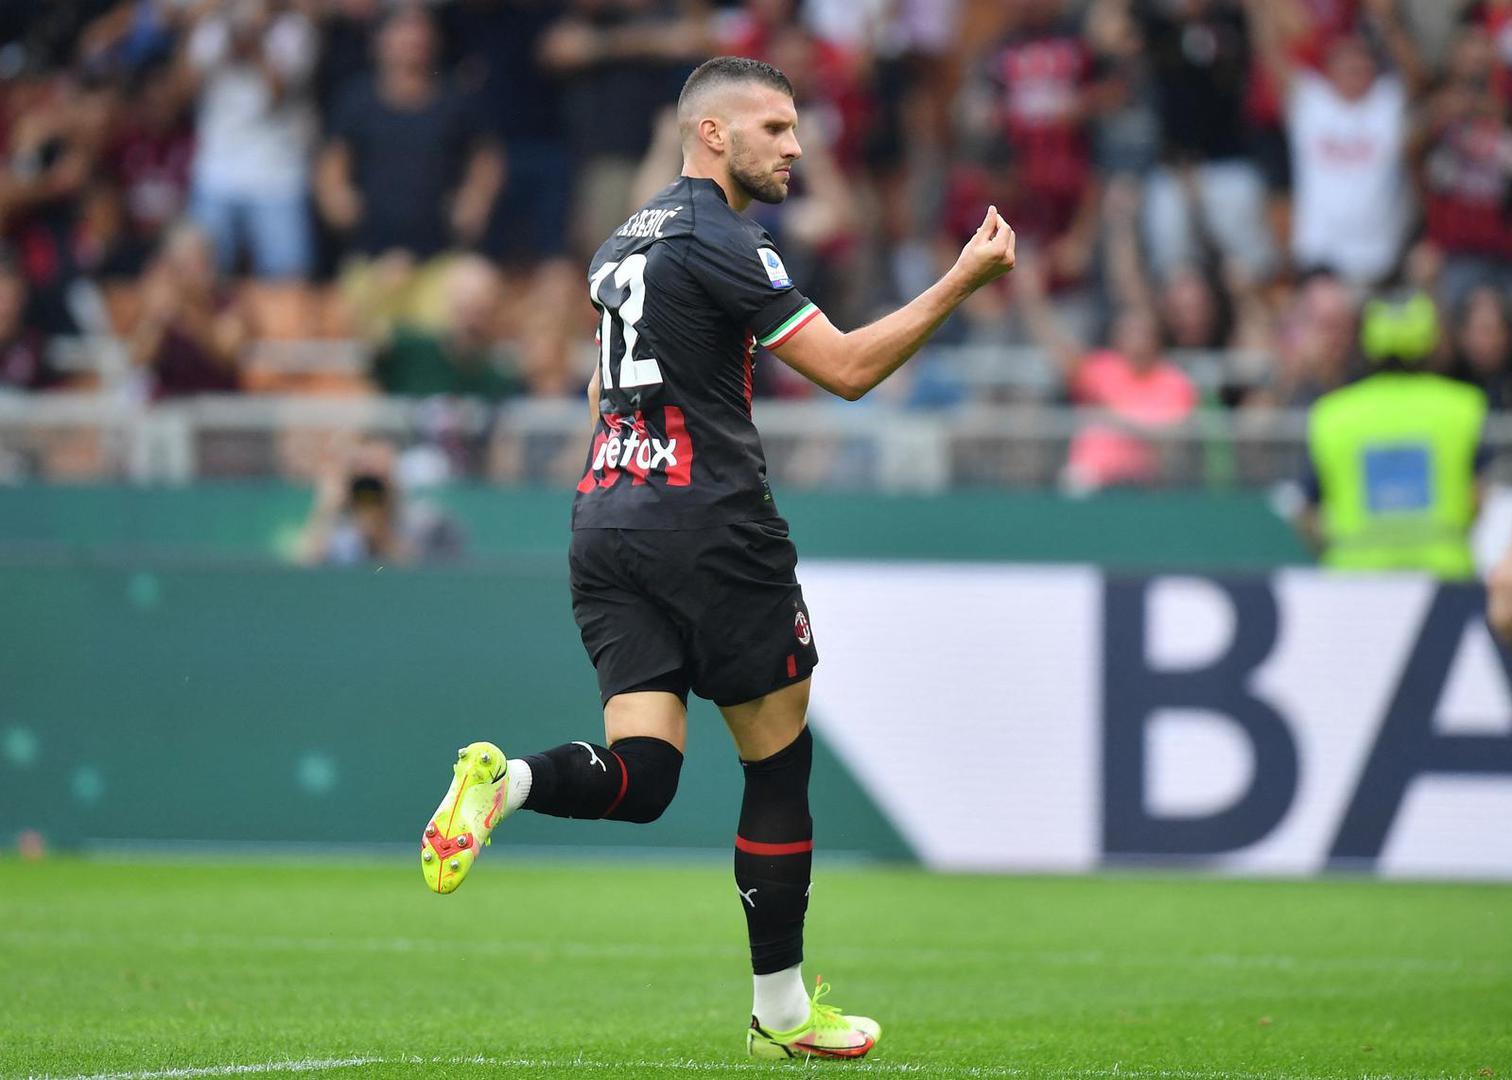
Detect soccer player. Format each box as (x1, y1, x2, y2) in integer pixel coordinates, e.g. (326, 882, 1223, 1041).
(419, 55, 1016, 1059)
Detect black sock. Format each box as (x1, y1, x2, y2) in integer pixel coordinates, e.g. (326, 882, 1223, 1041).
(734, 726, 813, 975)
(522, 737, 683, 823)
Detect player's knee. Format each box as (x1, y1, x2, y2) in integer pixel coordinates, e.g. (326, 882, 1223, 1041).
(607, 736, 683, 823)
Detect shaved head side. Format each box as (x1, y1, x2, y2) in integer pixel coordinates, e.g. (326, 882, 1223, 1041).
(676, 56, 793, 144)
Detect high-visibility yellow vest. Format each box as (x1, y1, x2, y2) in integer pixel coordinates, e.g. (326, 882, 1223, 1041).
(1307, 372, 1486, 579)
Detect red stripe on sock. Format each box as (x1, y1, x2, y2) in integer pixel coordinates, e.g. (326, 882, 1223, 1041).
(735, 835, 814, 856)
(601, 750, 630, 819)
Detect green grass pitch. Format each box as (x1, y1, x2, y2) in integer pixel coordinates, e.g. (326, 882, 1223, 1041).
(2, 857, 1508, 1079)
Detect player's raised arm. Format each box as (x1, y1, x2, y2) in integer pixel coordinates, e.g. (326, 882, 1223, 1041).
(771, 206, 1016, 401)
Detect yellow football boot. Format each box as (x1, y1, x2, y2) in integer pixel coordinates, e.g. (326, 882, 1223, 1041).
(747, 979, 882, 1060)
(421, 741, 508, 894)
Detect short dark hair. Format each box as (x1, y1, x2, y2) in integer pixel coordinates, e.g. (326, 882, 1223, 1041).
(678, 56, 793, 113)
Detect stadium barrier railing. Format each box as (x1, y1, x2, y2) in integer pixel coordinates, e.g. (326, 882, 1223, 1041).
(12, 336, 1512, 489)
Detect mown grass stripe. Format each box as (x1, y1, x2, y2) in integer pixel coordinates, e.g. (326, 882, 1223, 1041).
(28, 1058, 1447, 1080)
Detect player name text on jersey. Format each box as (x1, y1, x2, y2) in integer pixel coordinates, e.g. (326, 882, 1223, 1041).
(617, 207, 683, 239)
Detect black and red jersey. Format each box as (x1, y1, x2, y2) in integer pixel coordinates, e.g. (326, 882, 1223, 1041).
(572, 176, 818, 530)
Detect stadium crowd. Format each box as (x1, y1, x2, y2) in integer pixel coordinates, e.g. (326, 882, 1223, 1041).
(0, 0, 1509, 490)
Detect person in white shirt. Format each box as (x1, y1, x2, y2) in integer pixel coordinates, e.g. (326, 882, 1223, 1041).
(181, 0, 317, 278)
(1246, 0, 1426, 286)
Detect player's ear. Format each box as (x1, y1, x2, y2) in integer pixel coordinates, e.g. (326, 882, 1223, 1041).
(697, 116, 725, 154)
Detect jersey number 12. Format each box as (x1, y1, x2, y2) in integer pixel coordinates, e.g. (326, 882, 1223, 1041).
(590, 254, 663, 390)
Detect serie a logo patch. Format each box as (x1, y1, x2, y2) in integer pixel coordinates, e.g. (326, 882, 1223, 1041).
(758, 247, 792, 289)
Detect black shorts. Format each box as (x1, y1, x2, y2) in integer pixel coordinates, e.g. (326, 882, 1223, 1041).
(569, 518, 819, 708)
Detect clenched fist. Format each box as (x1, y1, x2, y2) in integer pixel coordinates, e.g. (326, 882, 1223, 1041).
(953, 205, 1017, 291)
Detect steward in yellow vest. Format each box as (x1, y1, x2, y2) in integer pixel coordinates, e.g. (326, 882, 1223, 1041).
(1302, 294, 1488, 580)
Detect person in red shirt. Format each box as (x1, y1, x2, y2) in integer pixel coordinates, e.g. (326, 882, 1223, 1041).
(956, 0, 1100, 287)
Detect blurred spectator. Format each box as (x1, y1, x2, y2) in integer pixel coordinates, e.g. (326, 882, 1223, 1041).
(373, 256, 522, 403)
(128, 222, 252, 398)
(298, 434, 465, 566)
(0, 69, 113, 333)
(316, 4, 503, 337)
(1446, 285, 1512, 409)
(0, 257, 59, 391)
(1094, 169, 1266, 422)
(1137, 0, 1276, 282)
(1241, 0, 1363, 252)
(539, 0, 711, 257)
(1017, 258, 1198, 492)
(448, 0, 580, 398)
(449, 0, 570, 268)
(1085, 0, 1161, 178)
(308, 0, 381, 280)
(957, 0, 1100, 293)
(1412, 21, 1512, 310)
(855, 0, 959, 295)
(1250, 0, 1423, 285)
(1158, 267, 1229, 349)
(311, 0, 381, 124)
(800, 0, 886, 52)
(1101, 175, 1273, 356)
(104, 60, 194, 265)
(181, 0, 317, 279)
(1266, 272, 1359, 405)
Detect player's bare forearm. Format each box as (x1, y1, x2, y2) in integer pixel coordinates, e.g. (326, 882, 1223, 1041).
(587, 366, 601, 429)
(843, 271, 972, 395)
(774, 207, 1015, 400)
